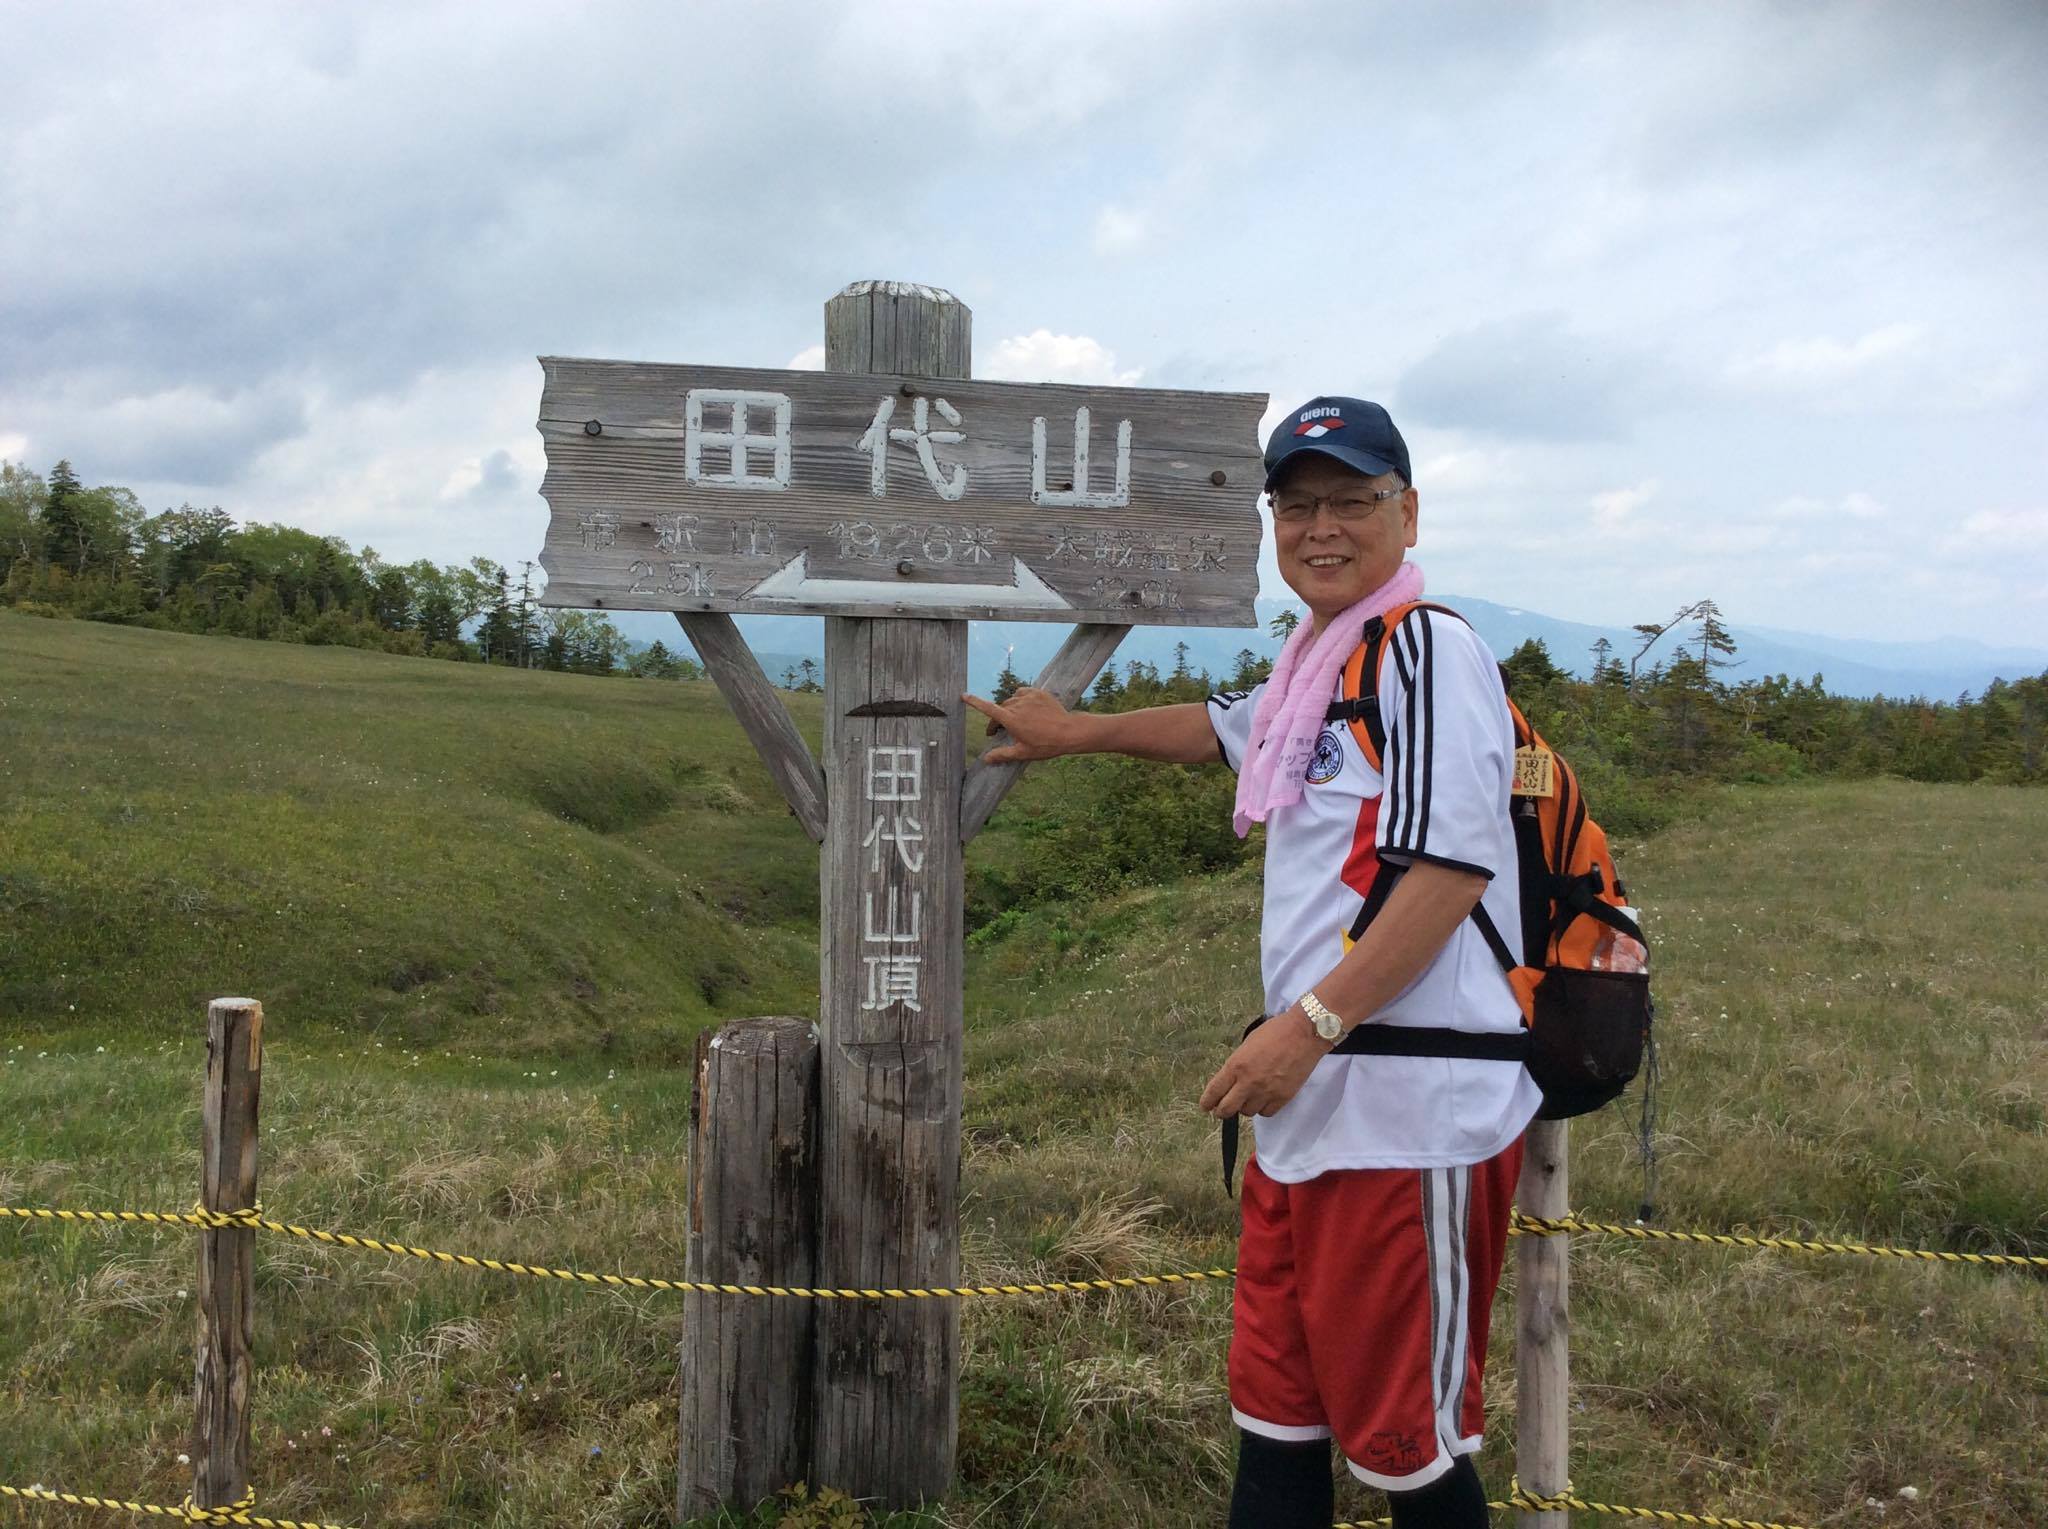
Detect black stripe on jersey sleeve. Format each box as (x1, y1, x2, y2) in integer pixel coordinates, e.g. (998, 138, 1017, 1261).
(1377, 847, 1496, 881)
(1386, 628, 1415, 847)
(1416, 611, 1435, 854)
(1386, 610, 1438, 859)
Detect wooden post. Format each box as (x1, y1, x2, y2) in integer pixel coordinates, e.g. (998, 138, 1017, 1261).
(192, 997, 262, 1514)
(810, 281, 970, 1507)
(1515, 1117, 1570, 1527)
(678, 1017, 821, 1520)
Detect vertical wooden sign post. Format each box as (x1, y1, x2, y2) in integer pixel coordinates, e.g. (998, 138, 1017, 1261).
(192, 996, 263, 1516)
(811, 287, 971, 1498)
(534, 281, 1265, 1511)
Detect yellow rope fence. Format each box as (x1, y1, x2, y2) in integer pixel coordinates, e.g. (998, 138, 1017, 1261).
(2, 1478, 1820, 1529)
(8, 1203, 2045, 1302)
(9, 1199, 2026, 1528)
(0, 1482, 349, 1529)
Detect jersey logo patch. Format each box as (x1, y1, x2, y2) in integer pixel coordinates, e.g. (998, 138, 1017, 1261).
(1306, 726, 1344, 784)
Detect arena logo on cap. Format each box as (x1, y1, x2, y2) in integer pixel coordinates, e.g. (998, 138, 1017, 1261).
(1294, 406, 1343, 439)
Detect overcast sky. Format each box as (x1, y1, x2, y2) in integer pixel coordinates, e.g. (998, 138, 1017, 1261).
(5, 1, 2045, 647)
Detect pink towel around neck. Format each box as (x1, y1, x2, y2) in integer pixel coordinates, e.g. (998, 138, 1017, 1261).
(1232, 561, 1425, 837)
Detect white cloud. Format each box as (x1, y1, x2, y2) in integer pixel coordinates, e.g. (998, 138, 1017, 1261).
(17, 381, 310, 486)
(1773, 491, 1887, 520)
(438, 448, 523, 505)
(1724, 326, 2034, 416)
(0, 433, 27, 462)
(785, 345, 825, 371)
(1415, 447, 1524, 494)
(1591, 479, 1659, 526)
(1091, 204, 1147, 256)
(235, 363, 547, 562)
(980, 331, 1142, 387)
(1947, 507, 2048, 551)
(1729, 322, 1927, 388)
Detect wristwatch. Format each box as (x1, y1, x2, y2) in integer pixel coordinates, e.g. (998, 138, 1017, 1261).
(1299, 990, 1345, 1044)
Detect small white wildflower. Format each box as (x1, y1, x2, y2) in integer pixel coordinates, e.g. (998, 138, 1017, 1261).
(1897, 1487, 1920, 1502)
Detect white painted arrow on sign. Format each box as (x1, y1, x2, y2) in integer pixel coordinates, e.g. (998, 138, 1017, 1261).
(744, 553, 1073, 612)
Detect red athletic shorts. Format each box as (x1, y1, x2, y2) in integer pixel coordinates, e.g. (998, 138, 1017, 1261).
(1228, 1139, 1524, 1490)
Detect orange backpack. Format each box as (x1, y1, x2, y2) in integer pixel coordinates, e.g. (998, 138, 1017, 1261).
(1326, 600, 1654, 1121)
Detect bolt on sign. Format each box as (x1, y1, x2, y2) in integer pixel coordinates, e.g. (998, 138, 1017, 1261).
(534, 360, 1266, 623)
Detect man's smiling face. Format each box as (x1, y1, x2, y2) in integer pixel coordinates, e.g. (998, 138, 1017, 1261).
(1270, 455, 1418, 632)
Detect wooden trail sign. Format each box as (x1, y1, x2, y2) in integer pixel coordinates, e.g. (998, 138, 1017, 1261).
(537, 280, 1266, 1514)
(535, 360, 1265, 625)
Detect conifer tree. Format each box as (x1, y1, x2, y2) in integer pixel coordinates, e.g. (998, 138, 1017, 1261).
(992, 649, 1022, 704)
(1503, 637, 1565, 694)
(40, 460, 87, 572)
(516, 561, 540, 668)
(1695, 600, 1739, 680)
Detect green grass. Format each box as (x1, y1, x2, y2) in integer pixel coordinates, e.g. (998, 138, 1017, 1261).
(1, 612, 823, 1063)
(3, 616, 2045, 1526)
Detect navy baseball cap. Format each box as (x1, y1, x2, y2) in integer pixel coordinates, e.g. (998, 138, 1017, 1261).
(1263, 396, 1412, 492)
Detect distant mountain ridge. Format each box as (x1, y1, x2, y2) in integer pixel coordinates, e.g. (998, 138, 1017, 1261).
(609, 600, 2046, 702)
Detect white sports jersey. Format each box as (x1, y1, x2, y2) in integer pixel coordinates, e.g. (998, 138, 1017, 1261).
(1208, 607, 1542, 1179)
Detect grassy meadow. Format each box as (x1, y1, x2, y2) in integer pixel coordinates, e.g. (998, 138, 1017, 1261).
(2, 610, 2045, 1527)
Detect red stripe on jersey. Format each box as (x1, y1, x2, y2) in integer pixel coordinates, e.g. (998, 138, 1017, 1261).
(1341, 793, 1382, 900)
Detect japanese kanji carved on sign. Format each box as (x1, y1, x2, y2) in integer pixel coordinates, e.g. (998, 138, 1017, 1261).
(535, 358, 1267, 626)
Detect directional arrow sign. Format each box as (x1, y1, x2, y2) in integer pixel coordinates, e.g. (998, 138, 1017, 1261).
(745, 552, 1072, 614)
(534, 357, 1266, 626)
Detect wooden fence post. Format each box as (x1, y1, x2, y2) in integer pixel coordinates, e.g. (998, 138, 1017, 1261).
(810, 281, 971, 1507)
(678, 1018, 821, 1520)
(1515, 1116, 1570, 1527)
(192, 997, 262, 1514)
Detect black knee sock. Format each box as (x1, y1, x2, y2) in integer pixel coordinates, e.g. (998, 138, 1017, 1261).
(1226, 1429, 1333, 1529)
(1387, 1454, 1489, 1528)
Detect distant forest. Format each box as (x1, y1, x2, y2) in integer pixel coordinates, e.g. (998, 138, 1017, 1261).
(0, 458, 700, 680)
(6, 458, 2043, 806)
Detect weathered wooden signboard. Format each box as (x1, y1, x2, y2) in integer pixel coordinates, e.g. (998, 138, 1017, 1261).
(535, 361, 1265, 624)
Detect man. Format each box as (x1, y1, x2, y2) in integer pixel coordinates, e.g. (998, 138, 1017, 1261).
(963, 397, 1538, 1528)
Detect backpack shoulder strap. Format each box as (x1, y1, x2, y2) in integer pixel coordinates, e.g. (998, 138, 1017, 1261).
(1325, 600, 1468, 772)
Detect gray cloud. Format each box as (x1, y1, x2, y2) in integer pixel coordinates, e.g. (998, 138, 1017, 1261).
(1396, 314, 1671, 442)
(2, 0, 2044, 645)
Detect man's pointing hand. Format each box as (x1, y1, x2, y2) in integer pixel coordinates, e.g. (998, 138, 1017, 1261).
(961, 687, 1080, 765)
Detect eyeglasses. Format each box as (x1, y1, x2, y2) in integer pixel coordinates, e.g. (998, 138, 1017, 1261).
(1269, 486, 1403, 524)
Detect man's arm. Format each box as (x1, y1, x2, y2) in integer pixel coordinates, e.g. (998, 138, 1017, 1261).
(1198, 860, 1487, 1119)
(961, 686, 1221, 766)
